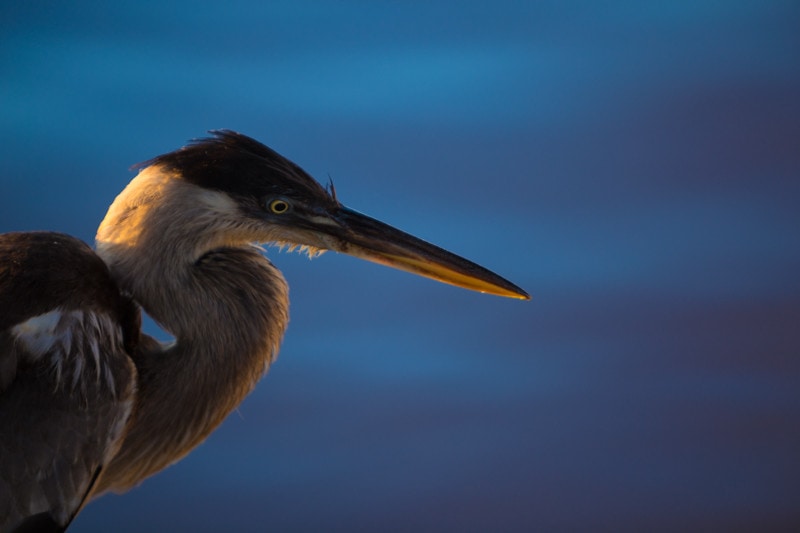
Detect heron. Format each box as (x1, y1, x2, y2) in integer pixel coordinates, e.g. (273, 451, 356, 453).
(0, 130, 528, 531)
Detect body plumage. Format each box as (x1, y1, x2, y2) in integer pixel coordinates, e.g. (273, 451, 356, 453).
(0, 131, 527, 531)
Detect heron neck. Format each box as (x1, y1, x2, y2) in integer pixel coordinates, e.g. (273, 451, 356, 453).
(93, 167, 289, 493)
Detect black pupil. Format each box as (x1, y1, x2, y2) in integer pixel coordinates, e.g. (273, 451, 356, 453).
(273, 201, 287, 213)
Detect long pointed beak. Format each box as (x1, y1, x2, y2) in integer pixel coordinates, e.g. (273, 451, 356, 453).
(319, 207, 529, 300)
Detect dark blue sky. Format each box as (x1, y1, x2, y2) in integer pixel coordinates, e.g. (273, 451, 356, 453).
(2, 2, 799, 531)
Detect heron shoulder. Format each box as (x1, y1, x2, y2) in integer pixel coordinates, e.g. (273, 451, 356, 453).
(0, 231, 140, 387)
(0, 231, 139, 530)
(1, 232, 130, 326)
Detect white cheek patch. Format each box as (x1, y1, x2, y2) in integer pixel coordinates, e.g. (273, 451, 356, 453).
(198, 188, 239, 215)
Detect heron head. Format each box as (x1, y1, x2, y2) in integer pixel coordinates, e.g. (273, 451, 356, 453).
(141, 130, 529, 300)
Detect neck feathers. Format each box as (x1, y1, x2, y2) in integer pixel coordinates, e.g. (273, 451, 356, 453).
(93, 165, 289, 493)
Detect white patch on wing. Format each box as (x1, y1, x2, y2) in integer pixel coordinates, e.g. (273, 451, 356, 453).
(11, 309, 126, 396)
(11, 310, 62, 358)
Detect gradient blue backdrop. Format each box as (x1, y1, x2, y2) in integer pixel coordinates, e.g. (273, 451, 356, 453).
(2, 2, 799, 531)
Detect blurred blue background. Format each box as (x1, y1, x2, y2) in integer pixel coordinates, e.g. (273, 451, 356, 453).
(2, 1, 799, 531)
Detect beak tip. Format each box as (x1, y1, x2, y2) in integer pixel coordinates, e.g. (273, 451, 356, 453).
(505, 288, 531, 300)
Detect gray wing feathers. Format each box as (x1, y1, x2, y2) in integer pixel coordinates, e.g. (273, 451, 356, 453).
(0, 313, 136, 531)
(0, 232, 139, 530)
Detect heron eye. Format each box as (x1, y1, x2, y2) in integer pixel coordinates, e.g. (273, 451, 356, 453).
(268, 199, 291, 214)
